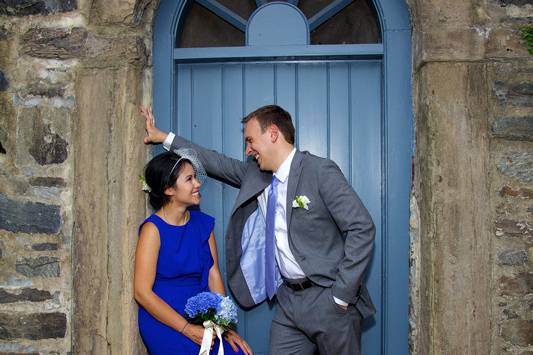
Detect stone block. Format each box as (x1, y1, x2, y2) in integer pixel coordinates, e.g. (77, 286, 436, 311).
(0, 71, 8, 91)
(16, 256, 60, 277)
(15, 106, 72, 169)
(500, 186, 533, 199)
(492, 116, 533, 141)
(31, 243, 58, 251)
(0, 0, 76, 16)
(416, 62, 491, 354)
(498, 249, 528, 266)
(498, 273, 533, 296)
(498, 152, 533, 183)
(91, 0, 150, 26)
(495, 218, 532, 241)
(29, 131, 68, 165)
(416, 28, 486, 63)
(29, 177, 66, 187)
(20, 83, 65, 98)
(21, 27, 87, 60)
(486, 27, 531, 58)
(0, 193, 60, 234)
(501, 320, 533, 346)
(0, 312, 66, 339)
(494, 81, 533, 107)
(0, 288, 53, 303)
(500, 0, 533, 6)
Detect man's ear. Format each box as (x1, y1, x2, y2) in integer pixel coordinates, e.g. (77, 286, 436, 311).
(269, 124, 279, 142)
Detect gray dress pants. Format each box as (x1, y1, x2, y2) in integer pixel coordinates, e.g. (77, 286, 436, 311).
(269, 283, 362, 355)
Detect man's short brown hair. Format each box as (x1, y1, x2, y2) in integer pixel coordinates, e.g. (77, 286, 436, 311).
(242, 105, 295, 145)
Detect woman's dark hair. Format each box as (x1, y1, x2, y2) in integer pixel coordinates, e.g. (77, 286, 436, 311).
(144, 152, 189, 210)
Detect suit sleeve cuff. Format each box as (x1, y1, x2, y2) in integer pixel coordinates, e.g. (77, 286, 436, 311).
(333, 296, 348, 306)
(163, 132, 175, 151)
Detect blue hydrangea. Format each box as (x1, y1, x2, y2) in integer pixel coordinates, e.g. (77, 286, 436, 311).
(184, 292, 238, 329)
(216, 296, 238, 326)
(184, 292, 222, 318)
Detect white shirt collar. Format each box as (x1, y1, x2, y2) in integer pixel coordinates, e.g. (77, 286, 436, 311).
(274, 148, 296, 184)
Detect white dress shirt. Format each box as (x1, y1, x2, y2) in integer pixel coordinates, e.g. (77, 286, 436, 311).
(257, 148, 306, 280)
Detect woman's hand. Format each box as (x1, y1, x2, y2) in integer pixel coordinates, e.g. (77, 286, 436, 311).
(182, 324, 215, 346)
(139, 106, 168, 144)
(224, 329, 253, 354)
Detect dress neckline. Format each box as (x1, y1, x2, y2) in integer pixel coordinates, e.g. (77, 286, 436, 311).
(153, 211, 191, 227)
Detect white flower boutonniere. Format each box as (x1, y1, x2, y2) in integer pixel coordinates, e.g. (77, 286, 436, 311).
(292, 195, 310, 210)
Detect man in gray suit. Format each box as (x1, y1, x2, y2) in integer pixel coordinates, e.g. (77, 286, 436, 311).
(141, 105, 375, 354)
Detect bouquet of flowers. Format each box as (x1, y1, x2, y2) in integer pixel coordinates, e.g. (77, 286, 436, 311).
(184, 292, 238, 355)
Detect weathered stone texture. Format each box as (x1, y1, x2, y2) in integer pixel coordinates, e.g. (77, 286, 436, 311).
(0, 288, 53, 303)
(91, 0, 151, 25)
(498, 152, 533, 183)
(28, 122, 68, 166)
(31, 242, 58, 251)
(415, 62, 492, 354)
(501, 320, 533, 347)
(29, 177, 66, 187)
(16, 256, 60, 277)
(73, 64, 147, 354)
(498, 273, 533, 296)
(492, 116, 533, 141)
(0, 194, 60, 234)
(0, 312, 66, 340)
(500, 186, 533, 199)
(21, 27, 87, 60)
(498, 249, 529, 266)
(0, 70, 8, 91)
(495, 81, 533, 107)
(0, 0, 76, 16)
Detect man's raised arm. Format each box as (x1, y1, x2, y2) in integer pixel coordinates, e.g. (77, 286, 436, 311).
(140, 106, 247, 188)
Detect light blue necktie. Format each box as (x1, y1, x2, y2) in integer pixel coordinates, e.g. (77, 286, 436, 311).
(265, 175, 279, 299)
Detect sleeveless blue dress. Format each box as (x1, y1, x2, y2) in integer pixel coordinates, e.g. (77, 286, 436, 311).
(138, 210, 244, 355)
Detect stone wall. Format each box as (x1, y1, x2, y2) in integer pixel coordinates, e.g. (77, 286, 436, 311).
(0, 0, 151, 353)
(409, 0, 533, 354)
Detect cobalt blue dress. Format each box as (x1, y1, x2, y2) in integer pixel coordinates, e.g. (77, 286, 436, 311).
(138, 210, 244, 355)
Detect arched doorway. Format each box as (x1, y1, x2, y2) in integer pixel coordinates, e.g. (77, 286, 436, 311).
(153, 1, 411, 353)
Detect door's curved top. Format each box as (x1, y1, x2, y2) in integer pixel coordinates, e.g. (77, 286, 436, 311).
(173, 0, 383, 48)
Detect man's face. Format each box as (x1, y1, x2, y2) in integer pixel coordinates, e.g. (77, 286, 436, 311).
(244, 117, 273, 171)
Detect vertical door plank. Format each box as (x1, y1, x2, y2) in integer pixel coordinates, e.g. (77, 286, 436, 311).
(296, 63, 328, 158)
(349, 60, 382, 353)
(176, 65, 192, 138)
(328, 62, 351, 177)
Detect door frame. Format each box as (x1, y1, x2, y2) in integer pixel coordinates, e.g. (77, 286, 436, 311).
(153, 1, 412, 353)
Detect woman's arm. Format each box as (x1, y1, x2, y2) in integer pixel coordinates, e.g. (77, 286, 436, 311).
(207, 231, 225, 295)
(134, 222, 208, 345)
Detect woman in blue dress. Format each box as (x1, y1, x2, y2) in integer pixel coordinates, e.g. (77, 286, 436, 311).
(134, 150, 252, 355)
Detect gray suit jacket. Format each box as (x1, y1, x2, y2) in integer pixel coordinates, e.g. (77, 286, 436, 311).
(171, 136, 376, 318)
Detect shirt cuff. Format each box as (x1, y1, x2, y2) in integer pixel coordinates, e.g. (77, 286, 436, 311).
(163, 132, 175, 151)
(333, 296, 348, 307)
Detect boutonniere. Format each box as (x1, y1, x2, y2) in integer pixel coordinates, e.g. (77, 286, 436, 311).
(292, 195, 310, 210)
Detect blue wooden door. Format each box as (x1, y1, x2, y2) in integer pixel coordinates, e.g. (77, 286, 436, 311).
(173, 60, 382, 354)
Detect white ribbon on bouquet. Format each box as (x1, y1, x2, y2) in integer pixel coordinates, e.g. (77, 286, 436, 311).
(199, 320, 224, 355)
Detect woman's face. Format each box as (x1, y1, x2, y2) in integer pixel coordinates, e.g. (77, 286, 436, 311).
(167, 162, 201, 206)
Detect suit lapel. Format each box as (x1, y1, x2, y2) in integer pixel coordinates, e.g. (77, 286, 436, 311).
(232, 167, 271, 214)
(286, 151, 304, 227)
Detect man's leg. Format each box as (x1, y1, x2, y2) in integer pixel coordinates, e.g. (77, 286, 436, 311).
(268, 285, 316, 355)
(298, 286, 362, 355)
